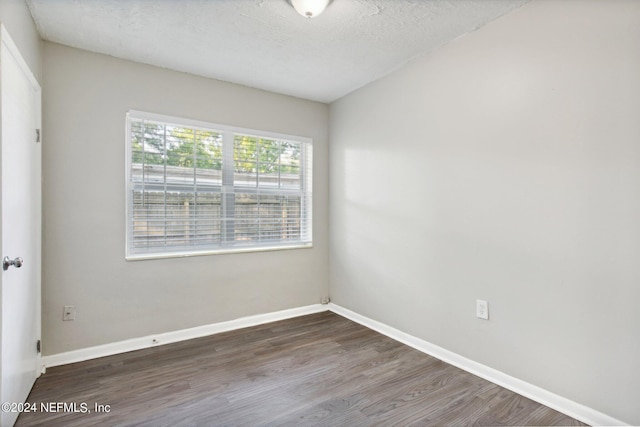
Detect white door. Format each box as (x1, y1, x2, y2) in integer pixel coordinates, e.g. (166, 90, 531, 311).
(0, 25, 42, 427)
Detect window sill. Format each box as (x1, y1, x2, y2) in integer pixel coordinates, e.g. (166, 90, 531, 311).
(125, 243, 313, 261)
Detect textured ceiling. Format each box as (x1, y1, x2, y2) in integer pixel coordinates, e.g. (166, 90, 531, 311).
(27, 0, 529, 103)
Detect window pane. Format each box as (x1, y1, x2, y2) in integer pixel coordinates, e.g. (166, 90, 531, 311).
(164, 191, 194, 246)
(195, 130, 223, 186)
(131, 190, 167, 248)
(234, 135, 257, 187)
(280, 141, 301, 189)
(194, 192, 222, 245)
(258, 138, 281, 189)
(130, 121, 166, 184)
(234, 193, 258, 243)
(166, 127, 195, 185)
(258, 195, 301, 241)
(141, 124, 165, 167)
(131, 190, 222, 250)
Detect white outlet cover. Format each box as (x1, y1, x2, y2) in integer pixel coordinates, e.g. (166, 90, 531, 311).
(476, 300, 489, 320)
(63, 305, 76, 321)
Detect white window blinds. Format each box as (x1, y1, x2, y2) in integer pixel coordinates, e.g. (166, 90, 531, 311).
(126, 111, 312, 259)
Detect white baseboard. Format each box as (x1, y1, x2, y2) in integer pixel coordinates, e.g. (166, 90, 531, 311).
(328, 303, 627, 427)
(42, 301, 626, 426)
(42, 304, 327, 369)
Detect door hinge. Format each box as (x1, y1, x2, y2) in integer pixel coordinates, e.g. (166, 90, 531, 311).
(36, 339, 41, 353)
(36, 129, 41, 143)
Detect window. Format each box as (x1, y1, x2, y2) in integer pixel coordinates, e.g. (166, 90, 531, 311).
(126, 111, 312, 259)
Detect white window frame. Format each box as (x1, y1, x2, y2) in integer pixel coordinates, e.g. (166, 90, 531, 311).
(125, 110, 313, 260)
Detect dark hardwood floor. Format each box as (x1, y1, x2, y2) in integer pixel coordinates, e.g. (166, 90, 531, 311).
(17, 312, 586, 426)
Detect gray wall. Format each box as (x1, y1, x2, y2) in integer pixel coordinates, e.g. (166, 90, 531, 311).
(0, 0, 42, 83)
(42, 42, 329, 355)
(329, 0, 640, 424)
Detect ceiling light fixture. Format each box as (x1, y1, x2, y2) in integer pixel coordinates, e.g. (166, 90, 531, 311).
(291, 0, 331, 18)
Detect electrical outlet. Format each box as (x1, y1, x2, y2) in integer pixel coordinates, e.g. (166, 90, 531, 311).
(476, 300, 489, 320)
(63, 305, 76, 321)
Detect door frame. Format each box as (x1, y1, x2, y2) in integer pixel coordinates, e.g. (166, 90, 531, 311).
(0, 21, 43, 413)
